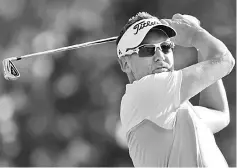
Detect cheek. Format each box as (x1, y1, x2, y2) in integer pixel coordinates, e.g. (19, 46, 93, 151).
(137, 58, 153, 74)
(132, 58, 152, 73)
(166, 53, 174, 65)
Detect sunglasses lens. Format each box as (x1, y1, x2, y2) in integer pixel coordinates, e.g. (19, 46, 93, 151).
(138, 46, 155, 57)
(136, 42, 174, 57)
(161, 42, 174, 54)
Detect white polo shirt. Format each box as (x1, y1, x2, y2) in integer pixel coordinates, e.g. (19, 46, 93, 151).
(120, 70, 228, 167)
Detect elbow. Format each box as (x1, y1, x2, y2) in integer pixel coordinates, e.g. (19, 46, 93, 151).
(225, 115, 230, 127)
(226, 51, 235, 74)
(213, 113, 230, 134)
(228, 55, 235, 71)
(223, 112, 230, 128)
(220, 119, 230, 132)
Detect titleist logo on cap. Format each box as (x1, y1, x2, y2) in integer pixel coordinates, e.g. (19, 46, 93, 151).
(133, 20, 160, 35)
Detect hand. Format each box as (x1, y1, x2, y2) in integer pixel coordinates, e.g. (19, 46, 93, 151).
(160, 14, 204, 47)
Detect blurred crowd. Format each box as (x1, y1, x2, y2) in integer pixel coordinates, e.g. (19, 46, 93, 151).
(0, 0, 235, 167)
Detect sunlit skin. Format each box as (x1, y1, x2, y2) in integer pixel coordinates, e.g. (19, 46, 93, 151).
(124, 29, 174, 83)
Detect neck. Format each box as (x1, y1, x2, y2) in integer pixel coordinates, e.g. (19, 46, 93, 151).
(127, 71, 136, 84)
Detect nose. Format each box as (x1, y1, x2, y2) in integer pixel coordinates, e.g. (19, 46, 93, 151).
(153, 48, 165, 62)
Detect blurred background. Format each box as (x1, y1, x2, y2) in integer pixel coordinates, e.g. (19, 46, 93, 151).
(0, 0, 235, 167)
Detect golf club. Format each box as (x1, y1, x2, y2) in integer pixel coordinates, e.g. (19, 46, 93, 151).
(2, 36, 118, 80)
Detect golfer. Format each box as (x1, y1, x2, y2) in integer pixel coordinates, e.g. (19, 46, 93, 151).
(117, 12, 235, 167)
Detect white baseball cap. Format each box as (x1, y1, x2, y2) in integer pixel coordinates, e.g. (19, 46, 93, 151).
(117, 18, 176, 58)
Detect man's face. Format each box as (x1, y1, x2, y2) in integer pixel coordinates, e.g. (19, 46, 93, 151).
(126, 29, 174, 80)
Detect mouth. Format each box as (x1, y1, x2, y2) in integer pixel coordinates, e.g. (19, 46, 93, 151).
(152, 67, 169, 73)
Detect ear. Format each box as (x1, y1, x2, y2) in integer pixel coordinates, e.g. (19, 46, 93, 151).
(117, 57, 131, 73)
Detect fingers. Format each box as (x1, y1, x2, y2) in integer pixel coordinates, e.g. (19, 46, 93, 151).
(159, 19, 169, 26)
(160, 19, 176, 27)
(172, 13, 183, 20)
(161, 19, 186, 28)
(172, 13, 201, 26)
(183, 15, 200, 26)
(161, 14, 196, 26)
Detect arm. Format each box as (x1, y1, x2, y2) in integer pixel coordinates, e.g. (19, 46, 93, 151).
(192, 106, 229, 134)
(161, 14, 235, 133)
(163, 14, 235, 101)
(198, 80, 229, 114)
(197, 50, 229, 114)
(162, 14, 235, 109)
(194, 51, 230, 133)
(180, 28, 235, 105)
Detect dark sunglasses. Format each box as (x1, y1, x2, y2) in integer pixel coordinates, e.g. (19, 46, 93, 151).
(126, 41, 175, 57)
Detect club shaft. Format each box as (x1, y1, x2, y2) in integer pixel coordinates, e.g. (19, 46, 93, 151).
(9, 36, 118, 62)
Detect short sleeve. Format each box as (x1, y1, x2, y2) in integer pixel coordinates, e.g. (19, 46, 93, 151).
(138, 70, 182, 109)
(120, 70, 183, 132)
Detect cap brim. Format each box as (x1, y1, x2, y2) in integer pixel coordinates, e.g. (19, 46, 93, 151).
(153, 25, 176, 38)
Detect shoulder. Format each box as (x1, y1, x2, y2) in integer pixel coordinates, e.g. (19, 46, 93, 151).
(142, 70, 181, 81)
(136, 70, 182, 87)
(124, 71, 182, 93)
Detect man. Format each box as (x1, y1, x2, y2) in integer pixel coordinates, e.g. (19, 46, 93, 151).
(116, 12, 235, 167)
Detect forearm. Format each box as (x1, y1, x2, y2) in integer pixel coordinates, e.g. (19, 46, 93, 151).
(199, 80, 229, 116)
(192, 29, 235, 68)
(198, 51, 230, 113)
(197, 43, 230, 129)
(193, 29, 234, 114)
(196, 50, 230, 131)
